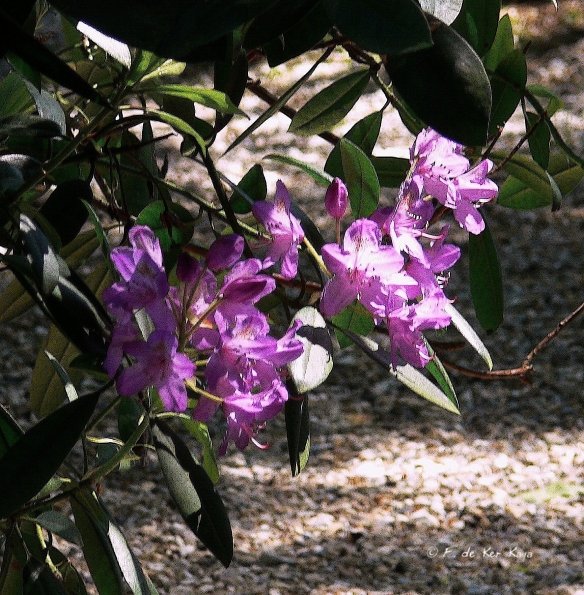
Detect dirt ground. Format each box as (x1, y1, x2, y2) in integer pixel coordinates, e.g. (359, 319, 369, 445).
(3, 2, 584, 594)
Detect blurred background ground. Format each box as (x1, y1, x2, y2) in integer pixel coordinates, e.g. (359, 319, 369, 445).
(3, 1, 584, 594)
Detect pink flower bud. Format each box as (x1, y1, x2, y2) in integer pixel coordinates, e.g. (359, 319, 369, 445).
(325, 177, 348, 220)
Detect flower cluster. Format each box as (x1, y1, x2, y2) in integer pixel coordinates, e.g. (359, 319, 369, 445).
(103, 184, 305, 453)
(320, 128, 498, 367)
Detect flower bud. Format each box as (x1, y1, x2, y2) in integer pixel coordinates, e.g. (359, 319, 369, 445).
(325, 177, 348, 220)
(206, 234, 244, 271)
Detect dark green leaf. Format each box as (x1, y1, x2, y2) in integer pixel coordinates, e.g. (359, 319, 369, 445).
(70, 489, 125, 595)
(288, 307, 333, 393)
(151, 418, 233, 567)
(290, 200, 326, 253)
(229, 164, 267, 213)
(136, 200, 195, 253)
(289, 69, 369, 136)
(452, 0, 501, 56)
(527, 84, 564, 118)
(0, 8, 110, 107)
(469, 218, 503, 332)
(143, 84, 244, 115)
(49, 0, 277, 60)
(524, 111, 550, 170)
(370, 156, 410, 188)
(214, 49, 248, 133)
(23, 558, 71, 595)
(0, 404, 23, 458)
(181, 418, 219, 484)
(332, 301, 374, 349)
(325, 111, 382, 179)
(337, 328, 460, 413)
(35, 511, 84, 546)
(488, 48, 526, 136)
(385, 16, 491, 147)
(482, 13, 514, 72)
(285, 384, 310, 476)
(324, 0, 432, 55)
(425, 350, 457, 408)
(0, 392, 99, 518)
(264, 0, 332, 66)
(23, 80, 66, 135)
(0, 70, 34, 117)
(0, 114, 62, 138)
(39, 180, 92, 247)
(118, 398, 145, 444)
(339, 138, 380, 218)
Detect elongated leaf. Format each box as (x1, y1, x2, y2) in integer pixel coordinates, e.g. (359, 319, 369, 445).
(144, 84, 244, 115)
(70, 489, 125, 595)
(285, 383, 310, 477)
(468, 219, 503, 333)
(444, 302, 493, 369)
(324, 0, 432, 55)
(288, 307, 333, 393)
(144, 110, 207, 154)
(339, 328, 460, 414)
(289, 69, 369, 136)
(452, 0, 501, 56)
(0, 404, 23, 458)
(419, 0, 463, 25)
(325, 111, 383, 179)
(0, 114, 61, 138)
(77, 21, 132, 68)
(39, 179, 92, 247)
(263, 154, 332, 187)
(0, 392, 99, 518)
(332, 302, 375, 349)
(0, 8, 110, 107)
(488, 48, 526, 136)
(524, 111, 550, 170)
(214, 48, 248, 133)
(339, 138, 380, 218)
(425, 348, 457, 407)
(224, 47, 332, 154)
(482, 13, 514, 72)
(49, 0, 275, 61)
(229, 163, 267, 213)
(370, 156, 410, 188)
(385, 16, 491, 147)
(151, 418, 233, 567)
(35, 511, 83, 546)
(181, 419, 219, 484)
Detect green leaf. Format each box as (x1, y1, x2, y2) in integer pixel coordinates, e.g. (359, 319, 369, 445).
(332, 302, 375, 349)
(370, 156, 410, 188)
(488, 48, 526, 135)
(527, 84, 564, 118)
(136, 200, 195, 253)
(0, 9, 110, 108)
(0, 114, 62, 139)
(151, 418, 233, 567)
(385, 16, 491, 147)
(339, 138, 380, 218)
(35, 511, 84, 546)
(284, 384, 310, 477)
(339, 328, 460, 414)
(70, 489, 125, 595)
(0, 71, 34, 117)
(49, 0, 275, 61)
(425, 349, 457, 408)
(144, 110, 207, 154)
(214, 49, 248, 133)
(324, 0, 432, 55)
(229, 164, 267, 213)
(181, 418, 219, 484)
(263, 0, 332, 66)
(0, 392, 99, 518)
(420, 0, 463, 24)
(482, 13, 514, 72)
(452, 0, 501, 56)
(0, 404, 23, 459)
(143, 84, 245, 115)
(118, 398, 145, 444)
(325, 111, 383, 180)
(224, 47, 332, 154)
(467, 220, 503, 334)
(288, 69, 369, 136)
(524, 111, 550, 170)
(444, 302, 493, 368)
(39, 179, 92, 247)
(288, 307, 333, 393)
(263, 154, 333, 187)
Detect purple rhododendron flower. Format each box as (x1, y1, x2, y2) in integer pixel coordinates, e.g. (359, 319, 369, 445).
(252, 180, 304, 279)
(206, 234, 245, 271)
(116, 330, 195, 412)
(325, 177, 349, 220)
(219, 258, 275, 303)
(319, 219, 409, 317)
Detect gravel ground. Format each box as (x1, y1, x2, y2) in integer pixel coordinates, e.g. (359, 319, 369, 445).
(3, 3, 584, 595)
